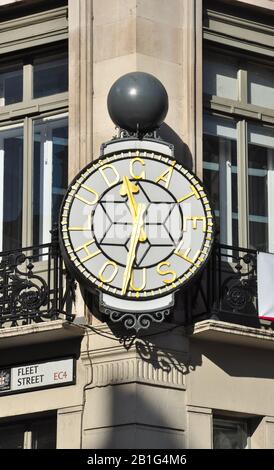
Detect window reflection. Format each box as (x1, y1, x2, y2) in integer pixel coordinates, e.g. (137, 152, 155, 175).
(213, 418, 248, 449)
(0, 416, 56, 449)
(247, 63, 274, 110)
(203, 116, 238, 246)
(31, 418, 57, 449)
(0, 63, 23, 107)
(248, 125, 274, 252)
(0, 424, 24, 449)
(33, 53, 68, 99)
(203, 52, 238, 100)
(33, 116, 68, 246)
(0, 125, 23, 251)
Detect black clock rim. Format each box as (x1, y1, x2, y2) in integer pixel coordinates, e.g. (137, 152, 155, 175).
(59, 149, 216, 301)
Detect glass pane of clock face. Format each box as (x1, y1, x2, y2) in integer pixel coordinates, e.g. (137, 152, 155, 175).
(60, 151, 214, 300)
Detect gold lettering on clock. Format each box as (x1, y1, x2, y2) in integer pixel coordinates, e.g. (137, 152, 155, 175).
(99, 164, 120, 187)
(177, 184, 200, 203)
(174, 242, 199, 265)
(98, 261, 118, 283)
(130, 268, 146, 291)
(75, 240, 101, 263)
(130, 157, 145, 180)
(183, 216, 207, 232)
(157, 261, 176, 284)
(155, 161, 176, 189)
(75, 185, 99, 205)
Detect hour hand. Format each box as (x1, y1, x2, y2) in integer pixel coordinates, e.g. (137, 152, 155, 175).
(120, 176, 139, 200)
(121, 203, 147, 295)
(120, 176, 147, 242)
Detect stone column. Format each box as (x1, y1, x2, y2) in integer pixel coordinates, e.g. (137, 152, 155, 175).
(265, 417, 274, 448)
(68, 0, 93, 179)
(182, 0, 203, 176)
(57, 405, 83, 449)
(68, 0, 93, 320)
(81, 324, 189, 449)
(92, 0, 137, 155)
(187, 405, 213, 448)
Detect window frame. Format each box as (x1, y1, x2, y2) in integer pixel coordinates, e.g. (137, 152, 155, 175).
(33, 112, 68, 246)
(204, 45, 274, 125)
(0, 110, 69, 250)
(203, 4, 274, 59)
(213, 415, 250, 449)
(0, 5, 68, 56)
(0, 42, 68, 123)
(0, 39, 68, 250)
(203, 114, 238, 246)
(0, 413, 57, 449)
(203, 42, 274, 251)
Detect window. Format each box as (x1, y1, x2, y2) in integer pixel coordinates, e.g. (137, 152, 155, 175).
(0, 124, 23, 251)
(203, 115, 238, 246)
(0, 62, 23, 106)
(33, 52, 68, 99)
(0, 44, 68, 251)
(213, 417, 249, 449)
(0, 415, 56, 449)
(203, 48, 274, 252)
(33, 115, 68, 246)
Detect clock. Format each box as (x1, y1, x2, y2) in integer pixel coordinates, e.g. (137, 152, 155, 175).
(60, 149, 214, 301)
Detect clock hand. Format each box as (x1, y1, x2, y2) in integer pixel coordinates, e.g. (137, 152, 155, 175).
(121, 203, 147, 295)
(120, 176, 147, 242)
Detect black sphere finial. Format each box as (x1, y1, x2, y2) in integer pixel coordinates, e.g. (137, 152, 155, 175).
(107, 72, 168, 133)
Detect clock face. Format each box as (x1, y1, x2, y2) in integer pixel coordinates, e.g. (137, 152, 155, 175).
(60, 150, 214, 300)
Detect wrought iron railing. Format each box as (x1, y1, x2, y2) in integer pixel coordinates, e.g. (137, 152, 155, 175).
(185, 242, 259, 327)
(0, 234, 259, 330)
(0, 229, 75, 328)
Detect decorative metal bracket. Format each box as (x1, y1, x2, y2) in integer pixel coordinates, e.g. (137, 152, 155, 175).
(99, 292, 174, 332)
(102, 306, 171, 332)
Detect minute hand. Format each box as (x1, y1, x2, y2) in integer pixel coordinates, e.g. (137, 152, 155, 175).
(121, 203, 147, 295)
(120, 176, 147, 242)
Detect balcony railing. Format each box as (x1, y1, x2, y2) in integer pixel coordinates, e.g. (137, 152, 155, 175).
(0, 229, 75, 328)
(0, 234, 259, 330)
(185, 242, 259, 327)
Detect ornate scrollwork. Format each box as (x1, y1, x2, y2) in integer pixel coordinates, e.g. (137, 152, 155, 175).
(187, 243, 259, 323)
(219, 247, 257, 315)
(225, 284, 253, 310)
(104, 308, 171, 332)
(115, 128, 159, 141)
(0, 233, 75, 328)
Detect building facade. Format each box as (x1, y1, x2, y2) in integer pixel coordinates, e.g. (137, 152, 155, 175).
(0, 0, 274, 449)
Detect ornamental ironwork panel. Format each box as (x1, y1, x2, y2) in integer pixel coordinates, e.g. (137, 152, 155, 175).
(215, 244, 257, 316)
(0, 229, 75, 328)
(185, 242, 258, 326)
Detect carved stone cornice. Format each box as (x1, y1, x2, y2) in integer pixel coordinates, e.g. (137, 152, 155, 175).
(80, 324, 190, 389)
(86, 356, 187, 389)
(0, 6, 68, 54)
(204, 7, 274, 57)
(206, 8, 274, 36)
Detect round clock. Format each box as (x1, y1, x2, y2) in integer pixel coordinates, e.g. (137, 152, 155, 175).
(60, 150, 214, 300)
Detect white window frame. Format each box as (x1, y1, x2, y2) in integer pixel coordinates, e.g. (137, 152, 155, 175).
(34, 113, 68, 246)
(267, 149, 274, 253)
(203, 116, 238, 247)
(0, 36, 68, 251)
(203, 41, 274, 251)
(0, 123, 24, 251)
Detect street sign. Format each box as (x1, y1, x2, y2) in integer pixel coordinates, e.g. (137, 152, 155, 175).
(0, 358, 74, 395)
